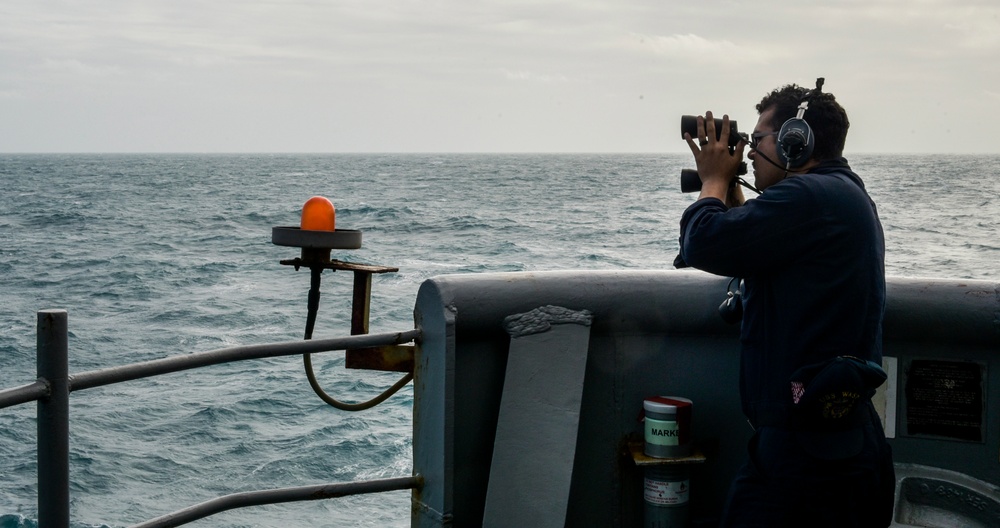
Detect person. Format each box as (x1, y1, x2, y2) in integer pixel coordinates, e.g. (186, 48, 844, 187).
(675, 83, 895, 527)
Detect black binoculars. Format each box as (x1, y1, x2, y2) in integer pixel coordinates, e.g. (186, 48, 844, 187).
(679, 115, 748, 193)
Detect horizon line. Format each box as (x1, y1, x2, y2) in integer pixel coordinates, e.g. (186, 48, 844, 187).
(2, 151, 996, 156)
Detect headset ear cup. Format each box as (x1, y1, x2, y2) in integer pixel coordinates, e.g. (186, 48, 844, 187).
(777, 118, 815, 168)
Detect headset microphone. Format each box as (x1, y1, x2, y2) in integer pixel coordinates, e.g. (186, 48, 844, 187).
(776, 77, 824, 169)
(754, 147, 789, 175)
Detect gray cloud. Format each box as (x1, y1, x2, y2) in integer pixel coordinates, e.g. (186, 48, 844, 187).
(1, 0, 997, 152)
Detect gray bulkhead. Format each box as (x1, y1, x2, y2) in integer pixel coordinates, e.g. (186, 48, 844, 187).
(410, 270, 1000, 527)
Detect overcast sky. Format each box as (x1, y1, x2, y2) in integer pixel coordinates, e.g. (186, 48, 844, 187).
(2, 0, 998, 153)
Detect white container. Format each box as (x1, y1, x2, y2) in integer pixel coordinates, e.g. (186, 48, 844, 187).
(643, 396, 692, 458)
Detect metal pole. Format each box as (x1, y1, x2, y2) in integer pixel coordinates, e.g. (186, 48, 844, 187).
(0, 379, 50, 409)
(37, 309, 70, 527)
(130, 475, 421, 528)
(69, 329, 421, 393)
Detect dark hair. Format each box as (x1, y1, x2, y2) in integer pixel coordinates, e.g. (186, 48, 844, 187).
(756, 84, 849, 161)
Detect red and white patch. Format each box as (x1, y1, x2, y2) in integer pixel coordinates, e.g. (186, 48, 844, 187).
(791, 381, 805, 404)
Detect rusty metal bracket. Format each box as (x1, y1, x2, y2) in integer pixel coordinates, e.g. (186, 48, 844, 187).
(345, 345, 415, 373)
(279, 258, 414, 373)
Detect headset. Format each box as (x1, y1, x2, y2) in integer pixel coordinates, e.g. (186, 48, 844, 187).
(776, 77, 824, 169)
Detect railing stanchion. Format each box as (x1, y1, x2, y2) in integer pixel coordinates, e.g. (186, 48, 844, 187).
(37, 309, 70, 528)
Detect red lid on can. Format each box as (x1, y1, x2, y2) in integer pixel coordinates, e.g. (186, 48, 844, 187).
(643, 396, 692, 414)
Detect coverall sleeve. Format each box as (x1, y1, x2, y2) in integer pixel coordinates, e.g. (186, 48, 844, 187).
(678, 179, 822, 278)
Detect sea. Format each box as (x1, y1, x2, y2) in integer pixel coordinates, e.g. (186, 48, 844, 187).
(0, 153, 997, 527)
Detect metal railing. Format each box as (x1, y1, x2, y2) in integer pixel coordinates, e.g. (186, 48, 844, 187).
(0, 309, 422, 528)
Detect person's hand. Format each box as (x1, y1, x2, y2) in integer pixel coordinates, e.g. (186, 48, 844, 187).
(683, 111, 746, 203)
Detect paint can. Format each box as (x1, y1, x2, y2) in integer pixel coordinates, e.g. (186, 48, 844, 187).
(643, 396, 692, 458)
(644, 465, 691, 528)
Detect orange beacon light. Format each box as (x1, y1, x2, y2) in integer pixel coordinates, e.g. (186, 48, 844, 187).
(300, 196, 336, 232)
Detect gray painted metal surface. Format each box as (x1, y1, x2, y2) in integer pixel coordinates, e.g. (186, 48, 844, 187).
(482, 306, 592, 528)
(411, 270, 1000, 527)
(271, 226, 362, 249)
(890, 464, 1000, 528)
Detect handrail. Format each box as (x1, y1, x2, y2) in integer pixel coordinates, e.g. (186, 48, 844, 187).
(70, 329, 421, 393)
(0, 310, 422, 527)
(131, 476, 422, 528)
(0, 379, 49, 409)
(0, 330, 421, 409)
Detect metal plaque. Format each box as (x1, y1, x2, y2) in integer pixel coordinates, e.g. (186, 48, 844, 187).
(904, 359, 985, 442)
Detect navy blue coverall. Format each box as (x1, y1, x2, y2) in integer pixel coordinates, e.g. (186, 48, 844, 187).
(678, 158, 895, 527)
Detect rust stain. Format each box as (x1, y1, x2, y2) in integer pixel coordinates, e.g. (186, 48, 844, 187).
(346, 345, 415, 373)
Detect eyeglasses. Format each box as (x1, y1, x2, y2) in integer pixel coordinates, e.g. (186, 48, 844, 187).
(749, 131, 778, 151)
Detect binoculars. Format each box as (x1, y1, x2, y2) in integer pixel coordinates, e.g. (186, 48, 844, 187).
(679, 115, 748, 193)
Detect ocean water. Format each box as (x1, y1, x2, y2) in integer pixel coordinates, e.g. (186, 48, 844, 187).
(0, 153, 997, 527)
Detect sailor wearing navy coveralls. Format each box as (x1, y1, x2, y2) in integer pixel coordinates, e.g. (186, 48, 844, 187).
(676, 82, 895, 527)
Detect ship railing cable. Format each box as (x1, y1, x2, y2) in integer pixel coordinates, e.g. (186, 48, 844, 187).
(301, 265, 414, 411)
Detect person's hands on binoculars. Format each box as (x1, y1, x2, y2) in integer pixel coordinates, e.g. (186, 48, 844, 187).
(683, 111, 746, 204)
